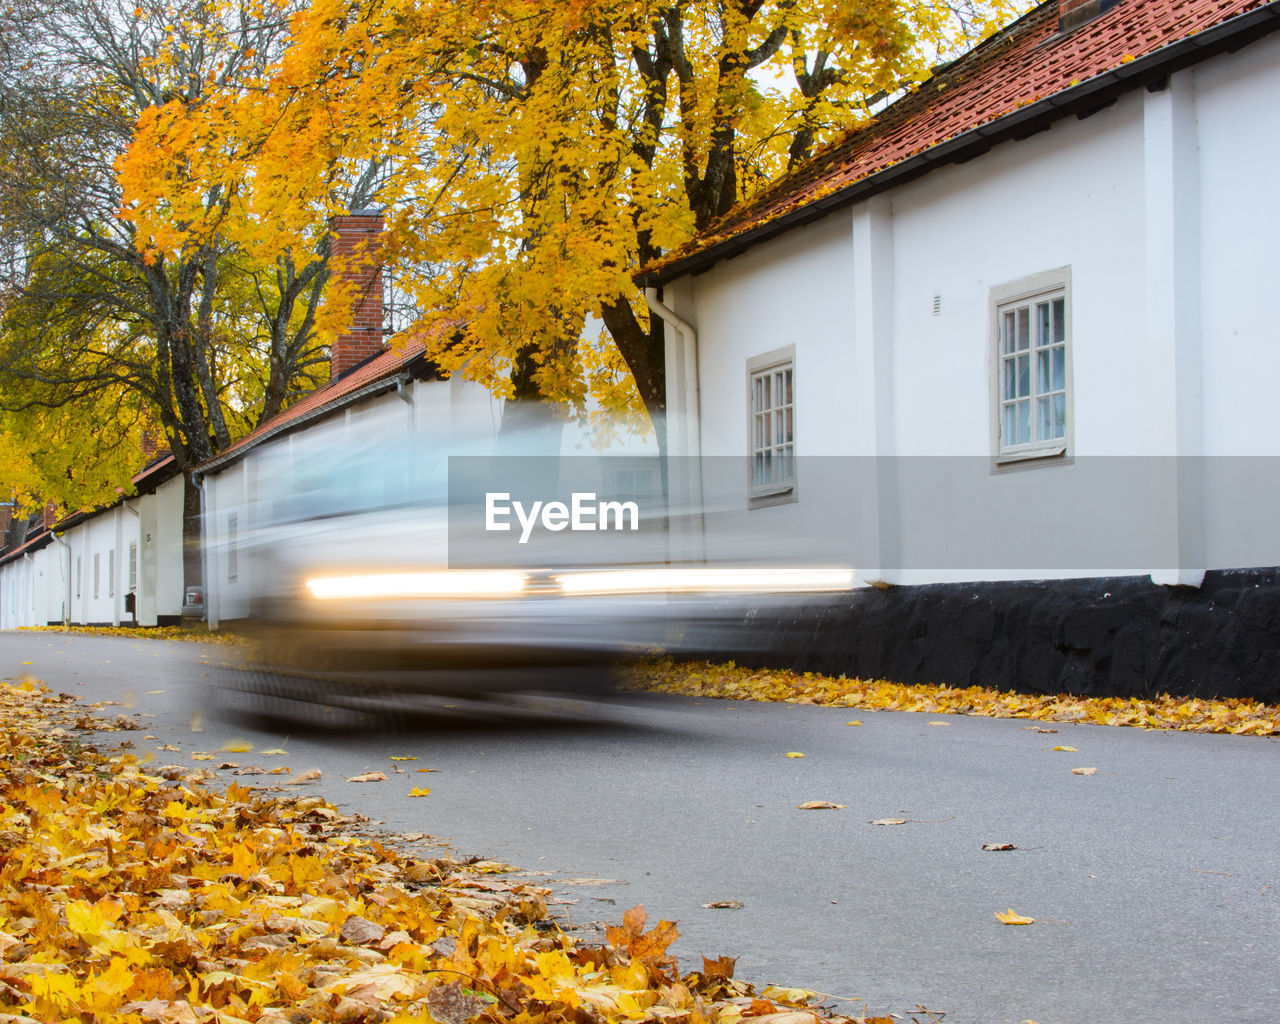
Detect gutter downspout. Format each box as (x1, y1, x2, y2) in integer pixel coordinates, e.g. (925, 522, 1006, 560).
(396, 373, 417, 495)
(122, 500, 140, 624)
(22, 552, 33, 629)
(645, 287, 704, 559)
(645, 288, 701, 465)
(193, 472, 217, 630)
(50, 530, 71, 625)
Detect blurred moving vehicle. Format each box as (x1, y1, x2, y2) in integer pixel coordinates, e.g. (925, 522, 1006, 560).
(210, 426, 852, 723)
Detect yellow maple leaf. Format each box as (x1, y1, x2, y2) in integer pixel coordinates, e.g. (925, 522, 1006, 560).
(408, 786, 431, 797)
(995, 908, 1035, 925)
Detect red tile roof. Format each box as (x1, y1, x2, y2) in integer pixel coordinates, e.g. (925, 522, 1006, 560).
(638, 0, 1279, 285)
(197, 335, 437, 475)
(0, 526, 52, 567)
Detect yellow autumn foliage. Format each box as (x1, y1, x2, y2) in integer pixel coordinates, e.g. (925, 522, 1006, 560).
(625, 659, 1280, 736)
(0, 677, 889, 1024)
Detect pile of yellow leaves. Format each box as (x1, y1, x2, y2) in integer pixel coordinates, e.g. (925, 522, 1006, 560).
(16, 625, 243, 646)
(625, 659, 1280, 737)
(0, 678, 886, 1024)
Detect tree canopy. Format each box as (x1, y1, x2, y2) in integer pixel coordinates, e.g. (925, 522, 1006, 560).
(0, 0, 380, 513)
(119, 0, 1026, 445)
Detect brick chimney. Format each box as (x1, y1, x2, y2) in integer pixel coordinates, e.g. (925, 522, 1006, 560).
(1059, 0, 1121, 33)
(43, 500, 59, 529)
(141, 429, 160, 463)
(0, 503, 12, 546)
(329, 211, 386, 380)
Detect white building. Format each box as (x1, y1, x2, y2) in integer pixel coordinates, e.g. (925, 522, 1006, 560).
(637, 0, 1280, 697)
(0, 457, 187, 629)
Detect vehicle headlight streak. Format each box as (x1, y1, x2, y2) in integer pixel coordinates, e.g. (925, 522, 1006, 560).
(304, 565, 854, 600)
(305, 571, 529, 599)
(554, 566, 855, 596)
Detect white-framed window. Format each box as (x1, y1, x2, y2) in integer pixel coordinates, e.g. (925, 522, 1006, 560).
(992, 267, 1072, 462)
(108, 548, 115, 598)
(747, 345, 796, 503)
(128, 542, 137, 592)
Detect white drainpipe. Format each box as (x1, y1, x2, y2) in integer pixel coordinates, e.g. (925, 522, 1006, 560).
(645, 287, 701, 464)
(193, 472, 217, 630)
(49, 530, 72, 625)
(645, 287, 704, 558)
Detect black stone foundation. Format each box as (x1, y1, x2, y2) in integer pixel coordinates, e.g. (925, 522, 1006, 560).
(731, 567, 1280, 703)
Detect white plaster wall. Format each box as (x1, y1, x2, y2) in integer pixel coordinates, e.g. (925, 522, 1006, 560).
(135, 478, 186, 626)
(668, 32, 1280, 584)
(889, 94, 1146, 458)
(1195, 32, 1280, 458)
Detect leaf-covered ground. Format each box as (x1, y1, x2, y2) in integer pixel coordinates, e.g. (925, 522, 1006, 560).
(623, 659, 1280, 736)
(17, 625, 240, 645)
(0, 677, 892, 1024)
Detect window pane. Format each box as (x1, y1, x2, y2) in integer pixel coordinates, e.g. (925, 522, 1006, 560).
(1052, 298, 1065, 344)
(1037, 397, 1050, 441)
(1037, 301, 1050, 348)
(1052, 345, 1065, 392)
(1004, 358, 1016, 401)
(762, 374, 771, 410)
(783, 369, 793, 405)
(1002, 311, 1016, 354)
(1016, 307, 1030, 351)
(1053, 394, 1067, 438)
(1017, 354, 1030, 398)
(1004, 405, 1016, 446)
(1037, 350, 1049, 395)
(784, 406, 793, 443)
(1017, 401, 1030, 445)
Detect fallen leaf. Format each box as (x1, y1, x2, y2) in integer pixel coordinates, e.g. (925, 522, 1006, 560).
(426, 980, 487, 1024)
(1023, 727, 1057, 733)
(846, 720, 862, 726)
(408, 786, 431, 797)
(797, 801, 845, 810)
(260, 748, 287, 755)
(1072, 767, 1097, 775)
(701, 900, 744, 909)
(1052, 746, 1078, 752)
(390, 755, 418, 761)
(348, 771, 388, 783)
(785, 752, 805, 758)
(982, 843, 1016, 851)
(995, 908, 1035, 925)
(928, 721, 949, 726)
(218, 740, 253, 753)
(189, 711, 203, 732)
(287, 769, 322, 784)
(869, 818, 908, 826)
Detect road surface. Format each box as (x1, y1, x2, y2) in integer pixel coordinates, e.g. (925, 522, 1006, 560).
(2, 630, 1277, 1024)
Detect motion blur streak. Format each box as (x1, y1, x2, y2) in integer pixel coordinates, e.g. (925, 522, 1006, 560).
(305, 571, 529, 600)
(553, 566, 855, 596)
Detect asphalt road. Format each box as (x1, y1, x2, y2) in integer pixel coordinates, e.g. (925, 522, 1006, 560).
(2, 630, 1278, 1024)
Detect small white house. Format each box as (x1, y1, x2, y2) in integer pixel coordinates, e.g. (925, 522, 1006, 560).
(0, 457, 187, 629)
(637, 0, 1280, 698)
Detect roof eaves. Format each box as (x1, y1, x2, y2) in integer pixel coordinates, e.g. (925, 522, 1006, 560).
(194, 362, 419, 478)
(638, 1, 1280, 287)
(0, 528, 53, 567)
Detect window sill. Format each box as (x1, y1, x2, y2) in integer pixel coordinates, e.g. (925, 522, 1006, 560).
(994, 444, 1068, 467)
(748, 486, 796, 509)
